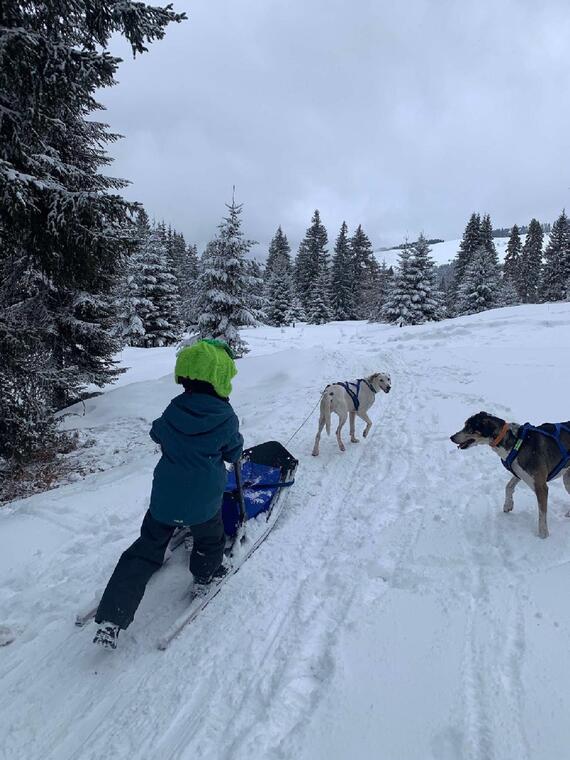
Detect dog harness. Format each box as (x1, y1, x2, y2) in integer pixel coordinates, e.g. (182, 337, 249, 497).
(335, 379, 376, 412)
(502, 422, 570, 482)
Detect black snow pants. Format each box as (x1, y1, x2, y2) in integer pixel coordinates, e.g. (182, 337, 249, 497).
(95, 509, 226, 629)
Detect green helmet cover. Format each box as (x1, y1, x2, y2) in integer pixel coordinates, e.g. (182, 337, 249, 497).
(175, 339, 237, 397)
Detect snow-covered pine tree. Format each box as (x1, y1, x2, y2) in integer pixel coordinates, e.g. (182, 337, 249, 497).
(265, 227, 294, 326)
(350, 225, 378, 319)
(285, 297, 306, 327)
(503, 225, 523, 298)
(519, 218, 544, 303)
(408, 234, 443, 322)
(197, 198, 257, 357)
(452, 213, 482, 295)
(456, 246, 501, 315)
(133, 227, 183, 347)
(480, 214, 500, 266)
(115, 209, 151, 345)
(368, 262, 395, 322)
(244, 259, 267, 325)
(500, 277, 520, 307)
(178, 242, 200, 329)
(0, 248, 62, 462)
(330, 222, 354, 320)
(265, 226, 293, 282)
(383, 236, 441, 325)
(383, 246, 414, 326)
(306, 267, 332, 325)
(294, 210, 329, 312)
(540, 210, 570, 302)
(0, 1, 185, 463)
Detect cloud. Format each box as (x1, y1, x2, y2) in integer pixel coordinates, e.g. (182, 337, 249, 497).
(100, 0, 570, 254)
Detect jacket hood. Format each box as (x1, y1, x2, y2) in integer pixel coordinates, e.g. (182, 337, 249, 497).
(163, 392, 234, 436)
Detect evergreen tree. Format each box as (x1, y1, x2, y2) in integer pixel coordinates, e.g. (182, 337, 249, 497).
(294, 210, 329, 311)
(197, 198, 257, 357)
(0, 1, 184, 463)
(115, 209, 151, 345)
(456, 246, 501, 315)
(520, 218, 544, 303)
(503, 225, 523, 296)
(369, 262, 395, 322)
(133, 228, 182, 347)
(480, 214, 499, 265)
(265, 227, 294, 326)
(306, 267, 332, 325)
(350, 224, 378, 319)
(500, 277, 520, 307)
(267, 272, 294, 326)
(452, 213, 481, 293)
(383, 247, 414, 326)
(383, 236, 441, 325)
(540, 210, 570, 302)
(244, 259, 267, 325)
(286, 297, 306, 326)
(178, 243, 200, 329)
(265, 226, 292, 282)
(330, 222, 354, 320)
(408, 235, 443, 323)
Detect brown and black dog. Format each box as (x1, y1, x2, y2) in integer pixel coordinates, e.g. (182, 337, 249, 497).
(451, 411, 570, 538)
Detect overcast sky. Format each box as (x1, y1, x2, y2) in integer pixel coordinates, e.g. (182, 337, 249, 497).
(101, 0, 570, 254)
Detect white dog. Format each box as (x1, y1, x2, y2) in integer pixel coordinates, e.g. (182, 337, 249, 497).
(312, 373, 391, 456)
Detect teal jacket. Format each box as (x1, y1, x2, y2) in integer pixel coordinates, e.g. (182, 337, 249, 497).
(149, 391, 243, 526)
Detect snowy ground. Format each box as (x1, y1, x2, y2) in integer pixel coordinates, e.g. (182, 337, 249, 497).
(2, 303, 570, 760)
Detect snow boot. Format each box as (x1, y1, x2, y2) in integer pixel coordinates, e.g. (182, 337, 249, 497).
(93, 621, 120, 650)
(192, 564, 229, 598)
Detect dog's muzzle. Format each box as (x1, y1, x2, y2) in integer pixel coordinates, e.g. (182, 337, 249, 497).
(450, 433, 476, 450)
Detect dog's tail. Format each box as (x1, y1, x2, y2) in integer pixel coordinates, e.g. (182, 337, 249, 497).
(321, 387, 333, 435)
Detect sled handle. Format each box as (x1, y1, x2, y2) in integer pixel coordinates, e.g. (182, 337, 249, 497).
(234, 459, 246, 526)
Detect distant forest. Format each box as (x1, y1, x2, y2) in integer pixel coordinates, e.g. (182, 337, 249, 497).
(492, 222, 551, 238)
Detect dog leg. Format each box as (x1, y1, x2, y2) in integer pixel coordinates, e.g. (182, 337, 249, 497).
(336, 412, 347, 452)
(563, 469, 570, 496)
(312, 415, 325, 457)
(361, 412, 373, 438)
(503, 476, 519, 513)
(534, 481, 549, 538)
(349, 411, 359, 443)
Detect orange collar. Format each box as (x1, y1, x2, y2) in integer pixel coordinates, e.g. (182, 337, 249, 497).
(491, 422, 510, 448)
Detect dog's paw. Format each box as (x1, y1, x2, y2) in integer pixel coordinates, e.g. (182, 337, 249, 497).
(339, 445, 346, 452)
(503, 503, 513, 513)
(538, 527, 549, 539)
(350, 437, 360, 444)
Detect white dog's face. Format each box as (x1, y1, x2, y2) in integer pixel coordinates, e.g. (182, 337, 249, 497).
(370, 372, 391, 394)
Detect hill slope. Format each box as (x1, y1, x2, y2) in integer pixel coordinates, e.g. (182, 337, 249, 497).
(1, 304, 570, 760)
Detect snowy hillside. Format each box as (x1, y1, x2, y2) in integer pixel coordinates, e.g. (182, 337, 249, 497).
(377, 235, 532, 268)
(2, 303, 570, 760)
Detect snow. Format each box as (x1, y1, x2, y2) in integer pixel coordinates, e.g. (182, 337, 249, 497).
(377, 234, 539, 269)
(2, 303, 570, 759)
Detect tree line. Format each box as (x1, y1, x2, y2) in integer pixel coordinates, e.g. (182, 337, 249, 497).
(2, 1, 569, 487)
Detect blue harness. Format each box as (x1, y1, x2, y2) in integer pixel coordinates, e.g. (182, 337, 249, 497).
(502, 422, 570, 482)
(336, 379, 376, 412)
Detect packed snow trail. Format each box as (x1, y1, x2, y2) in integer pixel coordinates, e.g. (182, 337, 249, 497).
(2, 305, 570, 760)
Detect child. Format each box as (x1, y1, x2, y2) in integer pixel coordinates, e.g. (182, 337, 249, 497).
(94, 339, 243, 649)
